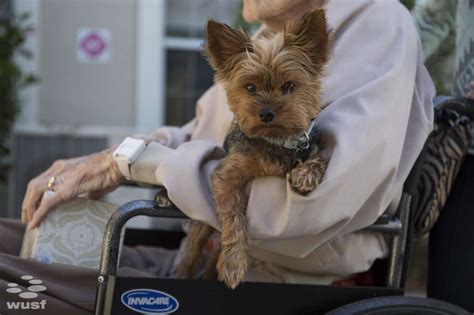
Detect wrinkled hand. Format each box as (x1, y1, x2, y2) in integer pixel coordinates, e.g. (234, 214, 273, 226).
(467, 81, 474, 100)
(22, 146, 125, 229)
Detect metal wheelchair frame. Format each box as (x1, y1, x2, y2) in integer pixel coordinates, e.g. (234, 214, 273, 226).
(94, 96, 474, 315)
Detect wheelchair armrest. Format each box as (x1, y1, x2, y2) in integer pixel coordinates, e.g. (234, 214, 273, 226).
(119, 182, 178, 209)
(434, 95, 474, 124)
(363, 214, 402, 235)
(100, 199, 188, 277)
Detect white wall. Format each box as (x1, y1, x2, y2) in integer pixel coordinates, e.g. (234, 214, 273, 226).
(39, 0, 137, 127)
(14, 0, 165, 137)
(12, 0, 168, 228)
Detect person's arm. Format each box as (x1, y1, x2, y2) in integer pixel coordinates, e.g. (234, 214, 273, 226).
(133, 119, 197, 148)
(23, 145, 125, 228)
(127, 85, 225, 185)
(126, 120, 197, 185)
(22, 79, 224, 229)
(412, 0, 457, 61)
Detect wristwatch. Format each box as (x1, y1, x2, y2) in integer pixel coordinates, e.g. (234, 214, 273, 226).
(112, 137, 147, 180)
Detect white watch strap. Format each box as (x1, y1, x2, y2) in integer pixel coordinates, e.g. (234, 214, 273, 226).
(113, 137, 147, 180)
(115, 158, 132, 180)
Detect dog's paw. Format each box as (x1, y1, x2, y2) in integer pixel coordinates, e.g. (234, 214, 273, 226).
(217, 244, 248, 289)
(289, 158, 326, 195)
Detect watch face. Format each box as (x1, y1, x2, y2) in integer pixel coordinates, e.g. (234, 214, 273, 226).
(115, 138, 147, 163)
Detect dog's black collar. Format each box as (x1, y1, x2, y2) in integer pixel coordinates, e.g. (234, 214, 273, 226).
(260, 118, 319, 165)
(261, 119, 317, 150)
(293, 123, 319, 166)
(225, 118, 320, 166)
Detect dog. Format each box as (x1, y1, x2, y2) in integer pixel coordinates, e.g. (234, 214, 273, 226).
(176, 9, 331, 289)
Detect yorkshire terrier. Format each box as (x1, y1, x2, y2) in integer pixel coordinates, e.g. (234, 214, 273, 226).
(176, 10, 331, 289)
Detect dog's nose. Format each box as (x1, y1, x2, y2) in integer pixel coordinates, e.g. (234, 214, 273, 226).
(259, 108, 275, 123)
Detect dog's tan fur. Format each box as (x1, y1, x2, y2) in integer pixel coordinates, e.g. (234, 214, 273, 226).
(175, 10, 330, 288)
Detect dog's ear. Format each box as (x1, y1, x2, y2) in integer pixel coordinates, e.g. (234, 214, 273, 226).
(284, 9, 330, 73)
(205, 20, 252, 72)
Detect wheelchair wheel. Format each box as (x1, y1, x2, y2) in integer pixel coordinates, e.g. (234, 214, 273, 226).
(327, 296, 470, 315)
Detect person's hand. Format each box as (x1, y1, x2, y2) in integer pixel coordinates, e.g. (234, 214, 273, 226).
(467, 81, 474, 100)
(22, 145, 125, 229)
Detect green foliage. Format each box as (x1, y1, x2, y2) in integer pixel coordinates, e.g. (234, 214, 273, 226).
(401, 0, 455, 95)
(425, 34, 455, 95)
(400, 0, 415, 10)
(234, 1, 261, 33)
(0, 13, 37, 163)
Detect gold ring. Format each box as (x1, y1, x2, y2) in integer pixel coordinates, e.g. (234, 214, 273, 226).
(47, 176, 56, 192)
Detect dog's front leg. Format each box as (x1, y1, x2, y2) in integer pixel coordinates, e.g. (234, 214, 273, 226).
(289, 154, 327, 195)
(211, 152, 257, 289)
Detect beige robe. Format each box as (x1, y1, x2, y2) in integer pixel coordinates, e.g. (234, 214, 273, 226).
(129, 0, 435, 284)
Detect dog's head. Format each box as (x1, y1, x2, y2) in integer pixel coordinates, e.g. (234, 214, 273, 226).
(205, 10, 330, 139)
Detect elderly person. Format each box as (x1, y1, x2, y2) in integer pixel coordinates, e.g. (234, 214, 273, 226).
(0, 0, 434, 313)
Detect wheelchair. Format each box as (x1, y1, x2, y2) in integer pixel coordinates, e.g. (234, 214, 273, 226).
(94, 96, 474, 315)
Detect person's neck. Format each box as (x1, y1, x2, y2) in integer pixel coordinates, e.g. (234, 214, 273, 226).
(262, 4, 312, 31)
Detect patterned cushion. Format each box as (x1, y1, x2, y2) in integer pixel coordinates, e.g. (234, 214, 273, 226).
(20, 194, 117, 269)
(412, 112, 471, 238)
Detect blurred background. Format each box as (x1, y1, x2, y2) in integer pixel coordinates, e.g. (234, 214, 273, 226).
(0, 0, 258, 219)
(0, 0, 457, 296)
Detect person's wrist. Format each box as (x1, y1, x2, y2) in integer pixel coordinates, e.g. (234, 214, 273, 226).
(111, 159, 125, 183)
(104, 145, 126, 183)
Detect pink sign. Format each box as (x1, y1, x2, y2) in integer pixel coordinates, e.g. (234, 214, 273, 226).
(77, 28, 112, 64)
(80, 32, 106, 58)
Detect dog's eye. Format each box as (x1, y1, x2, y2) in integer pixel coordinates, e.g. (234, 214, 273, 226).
(281, 82, 295, 95)
(246, 84, 257, 94)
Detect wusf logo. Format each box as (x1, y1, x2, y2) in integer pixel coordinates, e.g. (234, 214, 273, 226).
(5, 275, 47, 311)
(121, 289, 179, 314)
